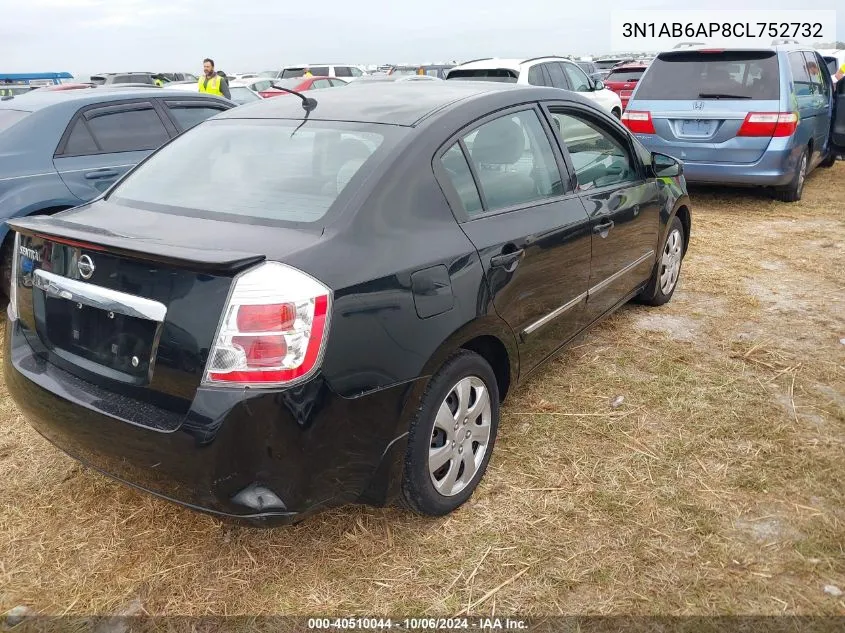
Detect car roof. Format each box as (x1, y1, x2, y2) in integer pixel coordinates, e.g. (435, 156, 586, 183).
(659, 44, 812, 54)
(0, 87, 208, 112)
(452, 57, 573, 71)
(216, 82, 568, 127)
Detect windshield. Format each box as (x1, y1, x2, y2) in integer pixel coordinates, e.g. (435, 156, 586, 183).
(0, 109, 30, 132)
(605, 69, 646, 82)
(268, 78, 306, 90)
(635, 51, 779, 100)
(229, 86, 261, 104)
(109, 119, 403, 225)
(446, 68, 518, 83)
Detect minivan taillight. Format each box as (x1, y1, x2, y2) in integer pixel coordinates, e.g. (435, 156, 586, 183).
(204, 261, 332, 386)
(737, 112, 798, 137)
(621, 110, 655, 134)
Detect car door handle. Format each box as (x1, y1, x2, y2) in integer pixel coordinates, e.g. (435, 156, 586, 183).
(593, 220, 615, 236)
(84, 169, 119, 180)
(490, 249, 524, 269)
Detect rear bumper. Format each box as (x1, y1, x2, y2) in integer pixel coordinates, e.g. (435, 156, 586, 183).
(5, 318, 418, 526)
(634, 135, 801, 186)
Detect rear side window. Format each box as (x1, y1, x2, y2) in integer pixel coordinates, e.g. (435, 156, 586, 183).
(446, 68, 518, 83)
(281, 68, 306, 79)
(63, 119, 99, 154)
(634, 51, 780, 100)
(86, 107, 170, 152)
(545, 63, 568, 89)
(527, 65, 546, 86)
(439, 143, 483, 216)
(605, 69, 645, 82)
(167, 105, 225, 131)
(310, 67, 330, 77)
(109, 120, 398, 225)
(461, 109, 563, 212)
(349, 67, 363, 77)
(334, 66, 352, 77)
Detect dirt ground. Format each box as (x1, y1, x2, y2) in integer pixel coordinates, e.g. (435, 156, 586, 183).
(0, 164, 843, 618)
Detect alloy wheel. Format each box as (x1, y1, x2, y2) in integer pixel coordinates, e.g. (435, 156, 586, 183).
(659, 228, 683, 295)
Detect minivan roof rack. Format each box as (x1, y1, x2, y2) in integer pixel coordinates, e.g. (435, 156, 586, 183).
(672, 42, 706, 49)
(459, 57, 493, 65)
(521, 55, 568, 64)
(772, 38, 800, 45)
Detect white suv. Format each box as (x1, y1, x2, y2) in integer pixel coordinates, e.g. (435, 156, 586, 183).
(279, 64, 366, 81)
(445, 56, 623, 117)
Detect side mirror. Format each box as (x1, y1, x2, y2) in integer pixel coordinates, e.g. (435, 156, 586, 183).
(593, 80, 605, 91)
(652, 152, 683, 178)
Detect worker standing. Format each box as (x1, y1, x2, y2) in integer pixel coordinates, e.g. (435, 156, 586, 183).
(303, 66, 313, 78)
(198, 58, 231, 99)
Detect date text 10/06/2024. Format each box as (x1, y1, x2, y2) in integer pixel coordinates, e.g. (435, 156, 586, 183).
(621, 21, 823, 39)
(307, 617, 530, 630)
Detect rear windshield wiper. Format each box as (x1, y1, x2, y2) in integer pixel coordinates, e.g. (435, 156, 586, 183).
(697, 92, 752, 100)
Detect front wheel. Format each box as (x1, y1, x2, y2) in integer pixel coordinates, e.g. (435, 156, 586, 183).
(638, 215, 685, 307)
(400, 350, 500, 516)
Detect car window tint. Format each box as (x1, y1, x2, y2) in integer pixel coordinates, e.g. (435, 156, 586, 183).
(168, 106, 224, 131)
(312, 79, 332, 89)
(527, 65, 546, 86)
(446, 68, 518, 83)
(109, 120, 397, 224)
(87, 108, 170, 153)
(462, 109, 563, 212)
(545, 63, 567, 89)
(789, 52, 813, 96)
(311, 67, 330, 77)
(605, 69, 645, 82)
(63, 119, 99, 154)
(550, 111, 637, 190)
(803, 52, 828, 98)
(635, 51, 779, 100)
(439, 143, 483, 216)
(562, 62, 591, 91)
(280, 68, 305, 79)
(349, 67, 363, 77)
(334, 66, 352, 77)
(329, 78, 346, 87)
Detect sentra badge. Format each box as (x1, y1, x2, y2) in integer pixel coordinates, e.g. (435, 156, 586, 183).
(18, 245, 41, 262)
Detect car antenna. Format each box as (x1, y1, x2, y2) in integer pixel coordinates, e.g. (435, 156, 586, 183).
(270, 84, 317, 111)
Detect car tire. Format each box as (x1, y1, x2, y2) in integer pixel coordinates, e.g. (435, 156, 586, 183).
(399, 350, 500, 516)
(637, 215, 685, 307)
(819, 151, 837, 168)
(775, 146, 808, 202)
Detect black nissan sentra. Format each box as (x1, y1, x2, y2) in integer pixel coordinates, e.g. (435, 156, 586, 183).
(5, 82, 691, 525)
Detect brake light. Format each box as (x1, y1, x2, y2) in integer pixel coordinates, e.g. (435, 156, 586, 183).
(737, 112, 798, 137)
(204, 262, 332, 386)
(621, 110, 655, 134)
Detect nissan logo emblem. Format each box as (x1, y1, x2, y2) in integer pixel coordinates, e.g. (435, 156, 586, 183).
(78, 254, 95, 280)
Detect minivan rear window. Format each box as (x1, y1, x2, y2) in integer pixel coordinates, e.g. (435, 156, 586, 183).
(0, 109, 30, 132)
(634, 51, 779, 100)
(109, 119, 403, 225)
(605, 69, 646, 82)
(446, 69, 519, 83)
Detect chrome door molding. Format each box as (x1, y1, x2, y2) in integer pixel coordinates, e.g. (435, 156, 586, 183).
(33, 269, 167, 322)
(588, 250, 655, 298)
(522, 291, 587, 339)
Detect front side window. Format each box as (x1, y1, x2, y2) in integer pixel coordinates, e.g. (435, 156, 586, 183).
(561, 63, 592, 91)
(545, 63, 568, 89)
(86, 107, 170, 153)
(789, 52, 813, 96)
(310, 67, 330, 77)
(349, 67, 363, 77)
(311, 79, 331, 89)
(803, 52, 829, 98)
(550, 110, 638, 190)
(109, 120, 400, 225)
(461, 109, 563, 212)
(334, 66, 352, 77)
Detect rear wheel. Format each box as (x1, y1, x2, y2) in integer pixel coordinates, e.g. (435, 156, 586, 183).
(400, 350, 500, 516)
(775, 147, 808, 202)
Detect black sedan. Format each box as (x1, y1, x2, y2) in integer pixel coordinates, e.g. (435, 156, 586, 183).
(5, 82, 691, 525)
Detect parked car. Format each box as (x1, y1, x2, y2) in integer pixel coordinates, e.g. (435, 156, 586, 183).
(623, 44, 839, 201)
(388, 64, 454, 79)
(603, 62, 649, 110)
(90, 73, 159, 86)
(5, 82, 693, 525)
(31, 83, 96, 92)
(166, 80, 261, 106)
(349, 75, 439, 85)
(259, 76, 347, 98)
(0, 88, 233, 288)
(445, 57, 623, 117)
(279, 64, 366, 80)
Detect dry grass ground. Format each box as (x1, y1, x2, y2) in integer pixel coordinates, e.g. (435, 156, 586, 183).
(0, 165, 843, 618)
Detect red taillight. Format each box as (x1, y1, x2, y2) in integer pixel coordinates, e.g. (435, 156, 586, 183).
(621, 110, 655, 134)
(237, 303, 296, 332)
(737, 112, 798, 138)
(205, 262, 332, 386)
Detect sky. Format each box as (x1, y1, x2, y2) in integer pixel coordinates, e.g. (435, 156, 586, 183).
(0, 0, 842, 78)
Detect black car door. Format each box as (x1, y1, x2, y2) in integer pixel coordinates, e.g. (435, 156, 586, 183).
(543, 102, 660, 322)
(434, 105, 592, 372)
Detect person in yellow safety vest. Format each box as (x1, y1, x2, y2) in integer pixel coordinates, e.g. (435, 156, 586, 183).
(834, 62, 845, 83)
(198, 58, 231, 99)
(303, 67, 313, 78)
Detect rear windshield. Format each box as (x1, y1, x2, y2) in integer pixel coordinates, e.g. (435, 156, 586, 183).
(109, 119, 404, 226)
(446, 68, 518, 83)
(635, 51, 779, 100)
(606, 69, 646, 82)
(594, 60, 627, 70)
(0, 109, 30, 132)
